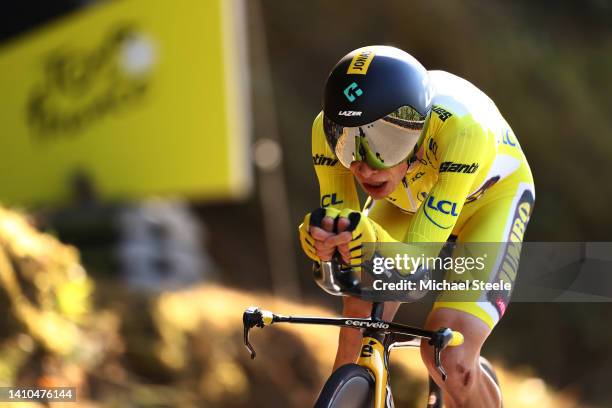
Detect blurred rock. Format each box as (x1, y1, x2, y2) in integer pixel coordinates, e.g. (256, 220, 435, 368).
(0, 206, 120, 404)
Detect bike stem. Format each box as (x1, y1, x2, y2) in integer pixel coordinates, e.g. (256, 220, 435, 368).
(371, 301, 385, 321)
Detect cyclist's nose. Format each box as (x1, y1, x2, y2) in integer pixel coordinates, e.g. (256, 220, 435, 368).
(351, 161, 377, 178)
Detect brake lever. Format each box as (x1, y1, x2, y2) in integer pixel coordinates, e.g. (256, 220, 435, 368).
(429, 327, 454, 381)
(434, 346, 447, 381)
(244, 326, 256, 359)
(243, 306, 265, 359)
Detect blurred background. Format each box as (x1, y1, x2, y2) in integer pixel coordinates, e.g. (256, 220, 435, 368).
(0, 0, 611, 407)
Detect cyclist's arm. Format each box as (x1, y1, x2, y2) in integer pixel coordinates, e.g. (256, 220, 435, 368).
(312, 112, 360, 211)
(357, 122, 492, 271)
(404, 121, 491, 245)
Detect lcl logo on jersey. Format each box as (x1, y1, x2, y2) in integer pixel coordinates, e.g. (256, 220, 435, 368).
(321, 193, 343, 207)
(427, 196, 459, 216)
(502, 129, 517, 147)
(423, 195, 459, 229)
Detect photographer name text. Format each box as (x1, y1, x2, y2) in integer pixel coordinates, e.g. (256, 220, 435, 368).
(373, 279, 511, 292)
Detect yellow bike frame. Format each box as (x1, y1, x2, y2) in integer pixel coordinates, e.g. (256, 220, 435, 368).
(357, 336, 388, 408)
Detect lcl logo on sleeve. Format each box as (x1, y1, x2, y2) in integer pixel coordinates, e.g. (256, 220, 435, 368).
(423, 195, 459, 229)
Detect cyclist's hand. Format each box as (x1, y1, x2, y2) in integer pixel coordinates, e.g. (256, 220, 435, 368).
(335, 209, 394, 269)
(298, 208, 352, 262)
(333, 217, 352, 263)
(310, 216, 352, 263)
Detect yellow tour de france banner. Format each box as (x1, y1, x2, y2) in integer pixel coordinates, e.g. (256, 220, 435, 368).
(0, 0, 251, 206)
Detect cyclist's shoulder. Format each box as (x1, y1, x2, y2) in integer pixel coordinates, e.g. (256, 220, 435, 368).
(429, 71, 503, 130)
(312, 111, 327, 142)
(426, 72, 506, 155)
(429, 70, 494, 108)
(312, 109, 325, 136)
(312, 110, 325, 133)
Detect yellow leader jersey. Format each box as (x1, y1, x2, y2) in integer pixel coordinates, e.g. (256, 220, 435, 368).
(311, 70, 534, 245)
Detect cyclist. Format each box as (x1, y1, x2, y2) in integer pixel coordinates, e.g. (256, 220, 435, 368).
(299, 45, 535, 407)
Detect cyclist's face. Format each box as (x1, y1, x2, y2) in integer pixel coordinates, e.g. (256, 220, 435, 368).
(350, 160, 408, 199)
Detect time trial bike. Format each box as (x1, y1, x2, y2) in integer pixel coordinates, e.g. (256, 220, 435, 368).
(242, 257, 465, 407)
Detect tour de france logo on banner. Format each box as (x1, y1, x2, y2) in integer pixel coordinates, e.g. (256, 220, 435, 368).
(0, 0, 250, 206)
(27, 24, 156, 138)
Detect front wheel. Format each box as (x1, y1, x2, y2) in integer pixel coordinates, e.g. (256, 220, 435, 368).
(314, 363, 374, 408)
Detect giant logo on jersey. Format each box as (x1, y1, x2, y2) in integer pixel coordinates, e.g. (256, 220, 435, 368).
(423, 195, 459, 229)
(439, 161, 479, 174)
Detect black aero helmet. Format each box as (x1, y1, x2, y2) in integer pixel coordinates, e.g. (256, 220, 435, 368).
(322, 46, 434, 169)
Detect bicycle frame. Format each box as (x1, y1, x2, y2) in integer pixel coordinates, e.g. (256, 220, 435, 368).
(357, 334, 389, 407)
(243, 301, 463, 408)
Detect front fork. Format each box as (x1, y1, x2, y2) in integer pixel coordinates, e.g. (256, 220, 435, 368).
(357, 333, 391, 408)
(362, 332, 444, 408)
